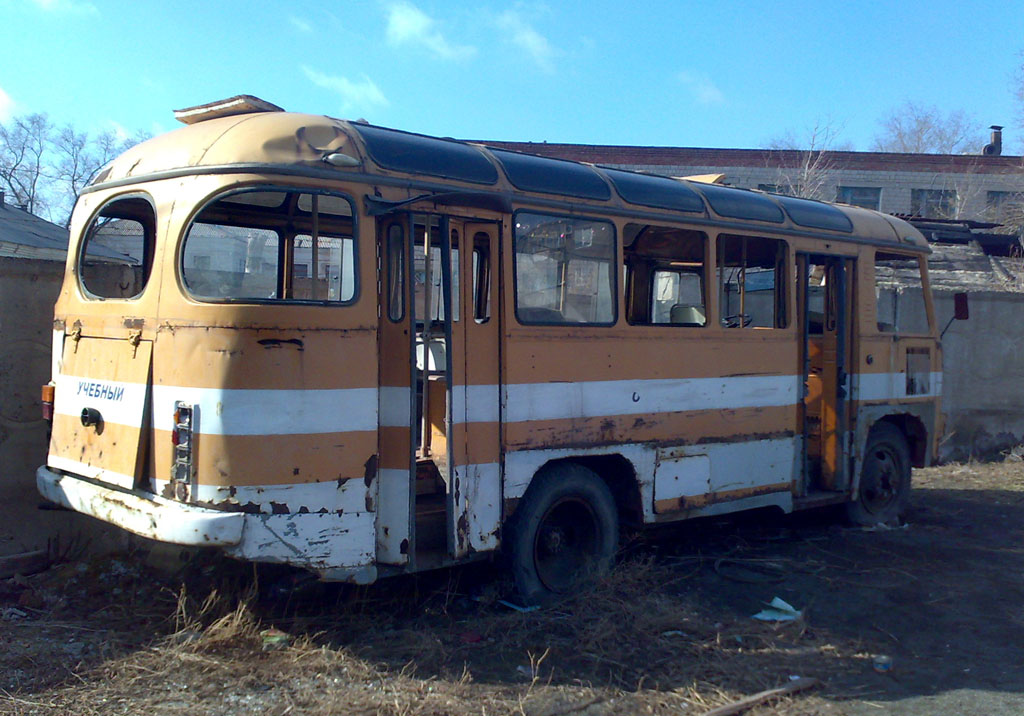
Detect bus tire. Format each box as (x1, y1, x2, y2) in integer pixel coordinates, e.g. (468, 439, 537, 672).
(507, 463, 619, 605)
(847, 422, 911, 526)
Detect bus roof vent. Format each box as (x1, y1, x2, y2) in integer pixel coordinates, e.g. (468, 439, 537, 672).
(173, 95, 285, 125)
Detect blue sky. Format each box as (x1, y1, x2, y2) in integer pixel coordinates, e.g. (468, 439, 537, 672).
(1, 0, 1023, 151)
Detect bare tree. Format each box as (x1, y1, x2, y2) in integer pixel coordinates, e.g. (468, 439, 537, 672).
(872, 101, 984, 154)
(0, 113, 54, 215)
(51, 126, 148, 225)
(761, 119, 853, 201)
(1, 111, 149, 224)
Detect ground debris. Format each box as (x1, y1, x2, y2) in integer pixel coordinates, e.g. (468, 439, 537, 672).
(1, 462, 1024, 714)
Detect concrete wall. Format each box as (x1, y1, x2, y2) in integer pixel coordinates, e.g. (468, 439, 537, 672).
(0, 256, 127, 557)
(934, 289, 1024, 461)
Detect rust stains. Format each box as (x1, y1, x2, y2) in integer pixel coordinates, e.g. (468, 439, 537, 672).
(257, 338, 304, 350)
(654, 481, 791, 514)
(363, 454, 378, 487)
(503, 496, 520, 520)
(456, 513, 470, 551)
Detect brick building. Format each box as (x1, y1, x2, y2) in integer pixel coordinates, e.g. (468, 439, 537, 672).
(486, 127, 1024, 225)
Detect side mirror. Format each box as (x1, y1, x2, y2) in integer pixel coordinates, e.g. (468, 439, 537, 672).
(953, 292, 969, 321)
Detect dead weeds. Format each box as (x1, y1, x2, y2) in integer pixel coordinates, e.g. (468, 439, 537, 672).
(4, 461, 1024, 714)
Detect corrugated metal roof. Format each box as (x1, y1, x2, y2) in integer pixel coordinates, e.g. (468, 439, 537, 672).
(0, 201, 70, 261)
(0, 200, 130, 262)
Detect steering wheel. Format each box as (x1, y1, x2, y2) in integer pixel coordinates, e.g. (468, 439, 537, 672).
(722, 313, 753, 328)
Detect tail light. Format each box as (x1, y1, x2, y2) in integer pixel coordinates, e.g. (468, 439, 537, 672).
(41, 383, 55, 421)
(171, 402, 195, 500)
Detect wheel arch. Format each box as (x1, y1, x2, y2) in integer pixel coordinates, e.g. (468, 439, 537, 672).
(507, 453, 643, 528)
(852, 404, 934, 500)
(874, 413, 929, 468)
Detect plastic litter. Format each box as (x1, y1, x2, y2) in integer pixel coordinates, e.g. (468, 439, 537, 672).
(752, 596, 802, 621)
(259, 627, 291, 651)
(872, 654, 893, 673)
(498, 599, 540, 613)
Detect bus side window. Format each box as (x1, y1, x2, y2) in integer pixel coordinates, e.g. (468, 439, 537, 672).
(623, 223, 707, 326)
(717, 235, 788, 328)
(387, 223, 405, 321)
(874, 251, 929, 334)
(472, 231, 491, 323)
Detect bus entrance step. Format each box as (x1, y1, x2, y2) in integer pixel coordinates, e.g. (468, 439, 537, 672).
(794, 491, 849, 510)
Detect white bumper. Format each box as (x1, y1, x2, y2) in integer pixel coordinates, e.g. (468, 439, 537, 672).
(36, 466, 244, 546)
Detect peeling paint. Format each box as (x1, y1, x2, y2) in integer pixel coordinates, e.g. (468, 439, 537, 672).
(363, 454, 378, 487)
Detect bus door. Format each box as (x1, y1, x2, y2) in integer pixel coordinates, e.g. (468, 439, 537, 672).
(798, 254, 854, 492)
(376, 213, 415, 566)
(445, 218, 501, 558)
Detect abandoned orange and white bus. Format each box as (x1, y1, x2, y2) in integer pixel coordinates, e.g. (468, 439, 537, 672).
(37, 96, 943, 602)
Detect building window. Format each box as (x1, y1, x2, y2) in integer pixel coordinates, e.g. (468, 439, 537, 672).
(836, 186, 881, 210)
(986, 191, 1024, 223)
(758, 183, 803, 197)
(911, 189, 957, 219)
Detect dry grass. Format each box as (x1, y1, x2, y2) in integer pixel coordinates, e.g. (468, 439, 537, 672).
(11, 461, 1024, 715)
(0, 555, 842, 716)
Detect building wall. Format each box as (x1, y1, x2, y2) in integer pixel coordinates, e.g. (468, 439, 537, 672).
(606, 162, 1024, 220)
(0, 256, 128, 557)
(933, 289, 1024, 461)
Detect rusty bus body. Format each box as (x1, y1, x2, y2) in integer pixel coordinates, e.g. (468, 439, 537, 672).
(37, 98, 941, 600)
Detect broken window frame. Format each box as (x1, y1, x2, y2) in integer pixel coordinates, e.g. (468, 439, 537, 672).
(716, 234, 789, 329)
(78, 192, 157, 300)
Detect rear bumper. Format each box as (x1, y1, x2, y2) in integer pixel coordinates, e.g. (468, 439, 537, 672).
(36, 466, 244, 547)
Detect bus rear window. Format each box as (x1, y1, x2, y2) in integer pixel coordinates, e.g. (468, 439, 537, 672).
(182, 189, 357, 304)
(79, 195, 155, 299)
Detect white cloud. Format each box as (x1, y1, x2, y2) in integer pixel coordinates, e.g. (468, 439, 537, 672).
(385, 2, 475, 61)
(302, 66, 389, 114)
(30, 0, 99, 15)
(106, 120, 130, 143)
(0, 85, 14, 122)
(289, 15, 313, 33)
(496, 10, 554, 73)
(677, 70, 725, 106)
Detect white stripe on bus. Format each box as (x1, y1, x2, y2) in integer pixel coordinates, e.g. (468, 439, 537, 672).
(502, 375, 799, 424)
(53, 372, 937, 435)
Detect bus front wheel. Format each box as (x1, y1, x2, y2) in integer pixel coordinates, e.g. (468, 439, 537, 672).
(848, 422, 911, 526)
(507, 463, 618, 605)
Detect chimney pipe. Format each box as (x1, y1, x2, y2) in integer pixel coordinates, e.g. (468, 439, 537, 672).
(983, 125, 1003, 156)
(0, 189, 4, 207)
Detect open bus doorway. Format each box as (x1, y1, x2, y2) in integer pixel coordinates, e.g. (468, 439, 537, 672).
(798, 254, 854, 496)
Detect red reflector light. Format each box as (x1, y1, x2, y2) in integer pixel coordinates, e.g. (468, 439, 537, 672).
(41, 383, 55, 421)
(171, 430, 180, 446)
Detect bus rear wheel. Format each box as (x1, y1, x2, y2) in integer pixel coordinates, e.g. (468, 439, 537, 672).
(507, 463, 618, 605)
(847, 422, 911, 526)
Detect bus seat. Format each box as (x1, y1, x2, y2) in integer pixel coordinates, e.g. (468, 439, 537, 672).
(415, 338, 446, 371)
(669, 304, 706, 327)
(517, 306, 563, 323)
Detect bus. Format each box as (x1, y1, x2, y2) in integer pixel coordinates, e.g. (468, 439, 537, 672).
(37, 96, 946, 603)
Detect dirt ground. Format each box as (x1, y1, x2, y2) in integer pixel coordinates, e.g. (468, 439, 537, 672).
(2, 461, 1023, 716)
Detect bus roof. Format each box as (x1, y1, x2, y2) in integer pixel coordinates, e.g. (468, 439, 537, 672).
(89, 110, 927, 250)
